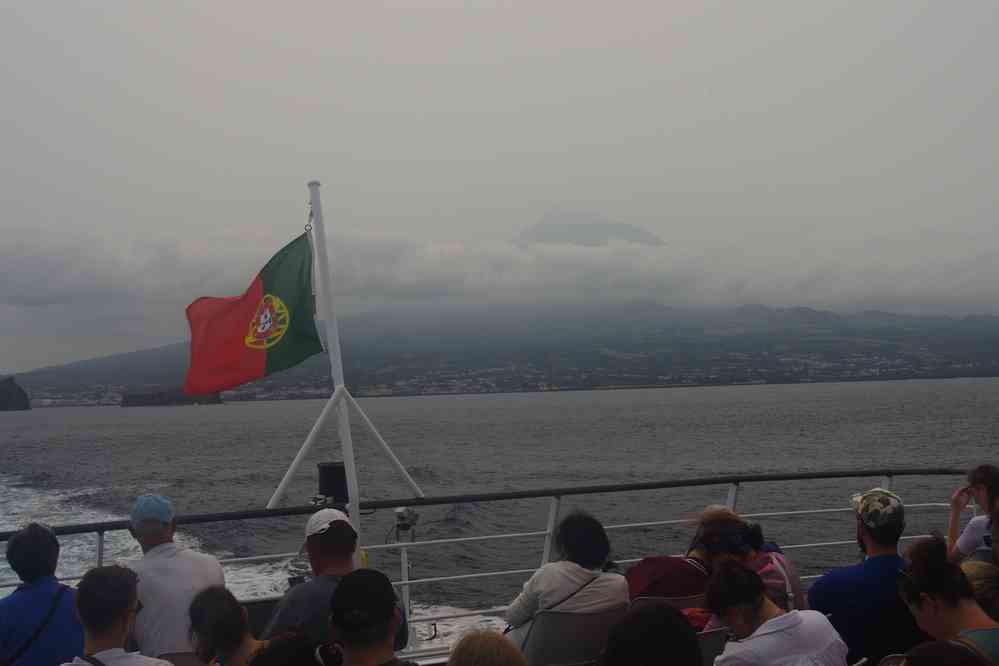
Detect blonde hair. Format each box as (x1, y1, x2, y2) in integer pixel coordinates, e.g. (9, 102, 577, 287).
(699, 505, 742, 525)
(447, 630, 527, 666)
(960, 561, 999, 621)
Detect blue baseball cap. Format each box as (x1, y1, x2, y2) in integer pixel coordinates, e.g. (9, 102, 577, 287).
(130, 494, 175, 527)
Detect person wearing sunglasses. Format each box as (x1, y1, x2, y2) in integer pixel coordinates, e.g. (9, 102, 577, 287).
(62, 565, 171, 666)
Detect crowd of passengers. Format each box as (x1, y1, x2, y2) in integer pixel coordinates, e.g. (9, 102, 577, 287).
(2, 464, 999, 666)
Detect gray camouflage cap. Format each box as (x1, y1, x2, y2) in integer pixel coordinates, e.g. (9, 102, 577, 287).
(851, 487, 905, 530)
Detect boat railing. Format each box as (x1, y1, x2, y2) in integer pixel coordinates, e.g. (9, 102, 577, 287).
(0, 467, 970, 633)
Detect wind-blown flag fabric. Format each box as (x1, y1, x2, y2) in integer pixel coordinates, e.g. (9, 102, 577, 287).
(184, 233, 324, 394)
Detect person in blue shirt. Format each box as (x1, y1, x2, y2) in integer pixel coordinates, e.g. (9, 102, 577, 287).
(808, 488, 927, 665)
(0, 523, 84, 666)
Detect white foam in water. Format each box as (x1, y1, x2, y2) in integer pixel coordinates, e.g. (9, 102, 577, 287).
(0, 474, 292, 599)
(0, 474, 498, 648)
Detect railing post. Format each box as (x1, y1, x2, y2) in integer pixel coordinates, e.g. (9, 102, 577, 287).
(541, 496, 561, 565)
(880, 475, 893, 490)
(400, 546, 411, 646)
(726, 483, 740, 510)
(96, 531, 105, 567)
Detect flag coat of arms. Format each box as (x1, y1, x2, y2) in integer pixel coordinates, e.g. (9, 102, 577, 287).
(184, 233, 324, 394)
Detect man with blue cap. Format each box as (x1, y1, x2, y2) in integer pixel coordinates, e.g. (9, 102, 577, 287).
(125, 495, 224, 666)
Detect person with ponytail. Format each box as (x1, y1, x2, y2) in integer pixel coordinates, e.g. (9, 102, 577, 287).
(189, 587, 266, 666)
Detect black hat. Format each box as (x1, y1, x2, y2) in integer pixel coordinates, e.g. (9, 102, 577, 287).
(330, 569, 397, 631)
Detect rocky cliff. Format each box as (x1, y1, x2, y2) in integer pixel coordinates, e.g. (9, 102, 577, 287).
(0, 377, 31, 411)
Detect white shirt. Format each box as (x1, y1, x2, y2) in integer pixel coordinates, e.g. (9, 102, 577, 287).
(63, 647, 173, 666)
(504, 560, 628, 645)
(957, 515, 994, 560)
(715, 610, 849, 666)
(125, 542, 225, 657)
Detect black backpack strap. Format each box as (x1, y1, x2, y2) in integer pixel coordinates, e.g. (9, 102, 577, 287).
(2, 585, 68, 666)
(80, 657, 108, 666)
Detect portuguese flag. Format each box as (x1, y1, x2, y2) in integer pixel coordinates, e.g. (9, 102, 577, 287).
(184, 233, 324, 394)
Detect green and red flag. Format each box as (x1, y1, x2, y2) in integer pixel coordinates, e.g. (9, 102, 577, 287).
(184, 233, 324, 394)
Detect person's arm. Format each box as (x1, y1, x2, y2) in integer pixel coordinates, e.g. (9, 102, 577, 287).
(948, 486, 972, 561)
(504, 570, 542, 628)
(806, 575, 828, 614)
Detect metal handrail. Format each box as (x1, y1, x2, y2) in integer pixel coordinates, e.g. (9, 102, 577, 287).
(0, 466, 967, 631)
(0, 467, 963, 541)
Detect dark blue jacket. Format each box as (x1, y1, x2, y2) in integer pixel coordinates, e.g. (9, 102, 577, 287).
(0, 576, 84, 666)
(808, 554, 927, 665)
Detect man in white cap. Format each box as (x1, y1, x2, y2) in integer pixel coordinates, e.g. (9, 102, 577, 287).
(263, 509, 408, 649)
(125, 494, 224, 666)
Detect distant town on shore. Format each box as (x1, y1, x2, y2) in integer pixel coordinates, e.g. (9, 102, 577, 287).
(8, 303, 999, 408)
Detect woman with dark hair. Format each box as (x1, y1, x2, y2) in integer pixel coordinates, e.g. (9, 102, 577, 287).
(601, 601, 702, 666)
(190, 595, 341, 666)
(504, 511, 628, 646)
(898, 535, 999, 661)
(948, 465, 999, 563)
(189, 586, 266, 666)
(707, 561, 846, 666)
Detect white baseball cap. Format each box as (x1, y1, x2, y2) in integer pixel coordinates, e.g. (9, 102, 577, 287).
(304, 508, 355, 539)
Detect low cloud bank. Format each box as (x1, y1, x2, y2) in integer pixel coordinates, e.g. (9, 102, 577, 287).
(3, 225, 999, 371)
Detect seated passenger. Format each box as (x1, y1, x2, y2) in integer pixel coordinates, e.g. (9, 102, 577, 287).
(948, 465, 999, 563)
(601, 601, 702, 666)
(329, 569, 417, 666)
(504, 511, 628, 646)
(63, 565, 173, 666)
(962, 561, 999, 622)
(808, 488, 927, 664)
(697, 517, 805, 612)
(707, 561, 847, 666)
(263, 509, 408, 649)
(125, 494, 225, 663)
(624, 506, 728, 600)
(189, 586, 266, 666)
(447, 631, 527, 666)
(898, 535, 999, 662)
(0, 523, 83, 666)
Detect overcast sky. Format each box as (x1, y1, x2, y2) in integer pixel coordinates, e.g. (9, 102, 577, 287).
(2, 1, 998, 372)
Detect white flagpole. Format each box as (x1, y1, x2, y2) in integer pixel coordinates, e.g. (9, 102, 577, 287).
(266, 385, 346, 508)
(307, 181, 363, 546)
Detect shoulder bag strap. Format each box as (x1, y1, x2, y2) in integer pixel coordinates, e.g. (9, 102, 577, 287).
(80, 657, 108, 666)
(543, 572, 601, 612)
(768, 553, 795, 610)
(950, 637, 999, 666)
(1, 585, 68, 666)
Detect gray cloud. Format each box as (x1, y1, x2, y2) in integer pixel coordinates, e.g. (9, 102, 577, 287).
(2, 1, 999, 371)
